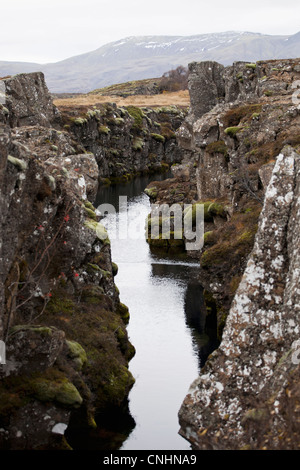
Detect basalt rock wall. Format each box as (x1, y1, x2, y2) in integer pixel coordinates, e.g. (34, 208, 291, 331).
(174, 59, 300, 448)
(0, 72, 135, 449)
(179, 145, 300, 449)
(58, 101, 186, 183)
(146, 58, 300, 324)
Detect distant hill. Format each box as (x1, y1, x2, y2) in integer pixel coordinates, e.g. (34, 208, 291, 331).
(1, 31, 300, 93)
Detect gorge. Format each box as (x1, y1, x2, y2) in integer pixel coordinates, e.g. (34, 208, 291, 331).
(0, 55, 300, 450)
(95, 176, 211, 450)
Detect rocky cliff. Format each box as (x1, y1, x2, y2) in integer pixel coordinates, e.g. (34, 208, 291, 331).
(167, 59, 300, 448)
(179, 145, 300, 449)
(147, 58, 300, 329)
(57, 101, 186, 184)
(0, 72, 135, 449)
(2, 60, 300, 450)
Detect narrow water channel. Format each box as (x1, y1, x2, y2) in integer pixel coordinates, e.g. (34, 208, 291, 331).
(94, 174, 218, 450)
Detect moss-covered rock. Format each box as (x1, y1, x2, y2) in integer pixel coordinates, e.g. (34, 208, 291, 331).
(224, 126, 244, 138)
(108, 117, 124, 126)
(83, 206, 97, 220)
(207, 202, 227, 218)
(84, 200, 96, 211)
(101, 364, 135, 408)
(150, 133, 165, 143)
(7, 155, 27, 171)
(84, 219, 110, 244)
(203, 230, 216, 246)
(98, 125, 110, 135)
(65, 340, 87, 371)
(80, 285, 105, 304)
(245, 63, 257, 70)
(46, 295, 75, 316)
(126, 106, 146, 130)
(144, 186, 158, 199)
(116, 302, 130, 325)
(33, 377, 83, 407)
(184, 202, 214, 226)
(9, 325, 53, 336)
(112, 262, 118, 276)
(168, 231, 185, 247)
(132, 137, 144, 151)
(73, 118, 87, 126)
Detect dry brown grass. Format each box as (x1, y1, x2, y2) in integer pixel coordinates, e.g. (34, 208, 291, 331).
(53, 90, 190, 109)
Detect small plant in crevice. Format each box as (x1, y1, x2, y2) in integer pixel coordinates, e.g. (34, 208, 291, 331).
(4, 201, 74, 341)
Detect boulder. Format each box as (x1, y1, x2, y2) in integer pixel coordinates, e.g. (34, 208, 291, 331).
(2, 326, 65, 378)
(2, 72, 60, 127)
(188, 61, 225, 119)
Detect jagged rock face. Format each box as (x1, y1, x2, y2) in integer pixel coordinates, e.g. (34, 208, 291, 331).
(140, 58, 300, 448)
(178, 146, 300, 449)
(58, 102, 186, 181)
(186, 58, 300, 120)
(176, 58, 300, 204)
(1, 72, 60, 128)
(0, 124, 98, 336)
(0, 72, 135, 449)
(1, 326, 66, 378)
(146, 58, 300, 318)
(188, 61, 225, 119)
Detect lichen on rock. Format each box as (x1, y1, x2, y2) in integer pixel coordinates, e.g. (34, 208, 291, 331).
(178, 145, 300, 450)
(0, 71, 135, 450)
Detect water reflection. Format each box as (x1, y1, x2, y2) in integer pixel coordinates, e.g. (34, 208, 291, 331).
(184, 282, 219, 369)
(94, 171, 173, 210)
(65, 404, 136, 450)
(92, 173, 219, 450)
(150, 263, 219, 370)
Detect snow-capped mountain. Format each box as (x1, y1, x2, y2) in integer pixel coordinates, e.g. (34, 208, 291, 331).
(0, 31, 299, 93)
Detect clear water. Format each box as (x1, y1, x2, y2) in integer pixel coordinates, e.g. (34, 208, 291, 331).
(94, 175, 218, 450)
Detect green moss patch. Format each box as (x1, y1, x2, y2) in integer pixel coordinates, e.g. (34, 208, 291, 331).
(83, 206, 97, 220)
(126, 106, 146, 130)
(132, 137, 144, 151)
(144, 186, 158, 199)
(0, 368, 83, 422)
(200, 202, 261, 270)
(246, 63, 257, 70)
(112, 262, 118, 276)
(116, 302, 130, 325)
(203, 230, 217, 246)
(7, 155, 27, 171)
(46, 294, 75, 316)
(98, 125, 110, 135)
(183, 201, 214, 225)
(33, 377, 83, 407)
(80, 285, 105, 304)
(84, 220, 110, 244)
(66, 340, 87, 371)
(224, 126, 244, 138)
(73, 118, 87, 126)
(108, 117, 124, 126)
(207, 202, 227, 218)
(42, 290, 135, 412)
(150, 133, 165, 143)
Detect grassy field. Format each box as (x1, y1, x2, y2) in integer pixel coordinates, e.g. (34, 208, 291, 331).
(53, 89, 190, 109)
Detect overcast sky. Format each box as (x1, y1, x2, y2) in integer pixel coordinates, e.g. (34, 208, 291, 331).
(1, 0, 300, 63)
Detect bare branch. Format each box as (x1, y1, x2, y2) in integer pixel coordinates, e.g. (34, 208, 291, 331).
(4, 200, 74, 341)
